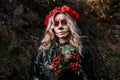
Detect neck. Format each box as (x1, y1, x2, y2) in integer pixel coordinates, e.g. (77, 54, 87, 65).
(58, 37, 68, 44)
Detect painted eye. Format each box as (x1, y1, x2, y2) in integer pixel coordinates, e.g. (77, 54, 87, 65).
(54, 21, 59, 27)
(61, 19, 67, 26)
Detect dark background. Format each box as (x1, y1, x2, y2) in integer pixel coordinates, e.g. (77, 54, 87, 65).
(0, 0, 120, 80)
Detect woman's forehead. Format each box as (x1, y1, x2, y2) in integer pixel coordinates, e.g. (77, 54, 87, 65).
(54, 13, 66, 20)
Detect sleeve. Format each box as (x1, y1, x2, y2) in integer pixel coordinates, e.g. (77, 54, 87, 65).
(82, 46, 96, 80)
(30, 50, 45, 80)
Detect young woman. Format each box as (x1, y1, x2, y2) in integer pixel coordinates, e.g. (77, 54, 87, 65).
(30, 5, 96, 80)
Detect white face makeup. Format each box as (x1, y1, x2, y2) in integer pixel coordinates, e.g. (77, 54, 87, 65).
(53, 13, 70, 40)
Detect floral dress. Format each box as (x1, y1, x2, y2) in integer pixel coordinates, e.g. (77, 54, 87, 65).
(30, 41, 95, 80)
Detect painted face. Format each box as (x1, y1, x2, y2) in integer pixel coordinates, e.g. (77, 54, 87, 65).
(53, 13, 70, 39)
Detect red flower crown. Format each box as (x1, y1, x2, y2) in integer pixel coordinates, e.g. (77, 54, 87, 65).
(44, 5, 80, 26)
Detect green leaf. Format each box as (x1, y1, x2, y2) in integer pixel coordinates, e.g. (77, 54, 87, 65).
(59, 65, 62, 69)
(77, 71, 80, 75)
(62, 45, 75, 53)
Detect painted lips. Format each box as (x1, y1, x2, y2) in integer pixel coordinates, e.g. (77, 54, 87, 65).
(56, 31, 69, 34)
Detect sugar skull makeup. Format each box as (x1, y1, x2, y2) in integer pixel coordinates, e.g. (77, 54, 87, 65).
(53, 13, 70, 40)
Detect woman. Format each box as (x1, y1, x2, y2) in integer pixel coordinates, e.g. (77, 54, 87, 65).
(30, 5, 96, 80)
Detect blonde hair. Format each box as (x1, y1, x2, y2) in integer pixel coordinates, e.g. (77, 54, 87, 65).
(39, 12, 83, 55)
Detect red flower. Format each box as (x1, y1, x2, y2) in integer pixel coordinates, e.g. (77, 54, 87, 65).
(68, 54, 82, 71)
(44, 5, 80, 26)
(44, 15, 49, 26)
(52, 53, 83, 76)
(52, 55, 62, 73)
(61, 5, 70, 12)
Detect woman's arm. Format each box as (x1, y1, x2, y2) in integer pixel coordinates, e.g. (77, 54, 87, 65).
(82, 46, 96, 80)
(30, 50, 45, 80)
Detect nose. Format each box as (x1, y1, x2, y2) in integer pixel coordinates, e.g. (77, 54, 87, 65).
(58, 22, 64, 30)
(58, 27, 63, 30)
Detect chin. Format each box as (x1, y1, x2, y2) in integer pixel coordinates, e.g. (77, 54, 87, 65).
(57, 35, 67, 38)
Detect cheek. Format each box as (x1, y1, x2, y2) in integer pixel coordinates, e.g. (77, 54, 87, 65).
(53, 28, 58, 33)
(63, 27, 70, 34)
(64, 26, 70, 31)
(65, 29, 70, 35)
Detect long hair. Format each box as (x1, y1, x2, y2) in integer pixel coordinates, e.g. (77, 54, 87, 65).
(39, 12, 83, 55)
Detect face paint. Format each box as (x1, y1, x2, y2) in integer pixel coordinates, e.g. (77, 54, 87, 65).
(54, 19, 67, 27)
(53, 14, 70, 40)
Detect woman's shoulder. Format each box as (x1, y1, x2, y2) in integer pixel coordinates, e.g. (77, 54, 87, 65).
(82, 45, 91, 55)
(37, 47, 49, 53)
(33, 48, 47, 59)
(81, 45, 92, 61)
